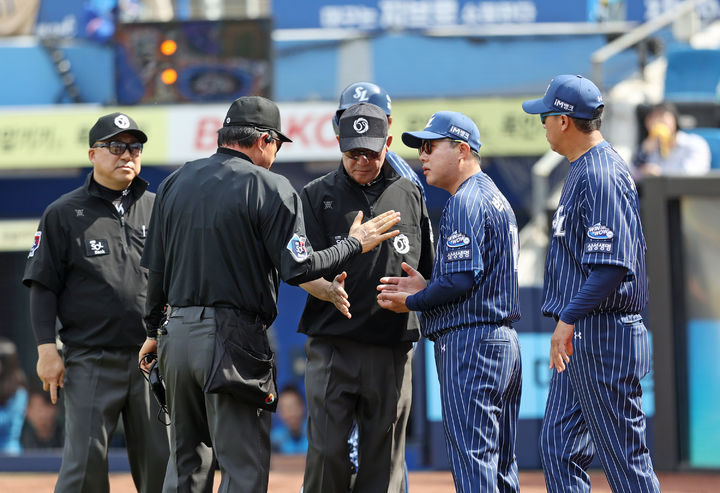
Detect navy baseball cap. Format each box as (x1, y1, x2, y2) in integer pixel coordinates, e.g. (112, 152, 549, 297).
(402, 111, 482, 152)
(89, 112, 147, 147)
(338, 103, 388, 153)
(522, 74, 604, 119)
(223, 96, 292, 142)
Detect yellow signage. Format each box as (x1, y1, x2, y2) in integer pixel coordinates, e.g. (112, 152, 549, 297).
(0, 107, 167, 169)
(389, 98, 548, 158)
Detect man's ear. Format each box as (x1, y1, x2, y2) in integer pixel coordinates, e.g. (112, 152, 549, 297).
(386, 135, 393, 148)
(88, 148, 96, 165)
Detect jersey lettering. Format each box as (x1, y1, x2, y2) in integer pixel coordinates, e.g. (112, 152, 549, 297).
(552, 205, 566, 237)
(510, 224, 519, 272)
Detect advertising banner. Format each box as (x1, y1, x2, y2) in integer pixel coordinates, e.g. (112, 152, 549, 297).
(0, 98, 547, 170)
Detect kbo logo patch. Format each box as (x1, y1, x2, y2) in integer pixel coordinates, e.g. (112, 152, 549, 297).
(287, 234, 308, 262)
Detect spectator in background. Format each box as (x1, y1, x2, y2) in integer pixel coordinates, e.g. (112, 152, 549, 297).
(633, 102, 711, 180)
(271, 384, 308, 455)
(0, 338, 28, 455)
(21, 389, 64, 449)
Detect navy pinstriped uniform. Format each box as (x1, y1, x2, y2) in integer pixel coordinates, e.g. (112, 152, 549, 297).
(539, 141, 660, 492)
(423, 172, 522, 493)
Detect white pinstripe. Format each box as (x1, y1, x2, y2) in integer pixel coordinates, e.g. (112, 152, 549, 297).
(423, 171, 521, 492)
(539, 142, 659, 492)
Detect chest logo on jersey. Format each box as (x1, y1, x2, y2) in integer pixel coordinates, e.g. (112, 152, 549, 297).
(323, 200, 333, 210)
(552, 205, 566, 237)
(446, 231, 470, 248)
(587, 223, 614, 240)
(75, 209, 85, 217)
(28, 231, 42, 258)
(85, 239, 109, 256)
(393, 234, 410, 254)
(287, 234, 308, 262)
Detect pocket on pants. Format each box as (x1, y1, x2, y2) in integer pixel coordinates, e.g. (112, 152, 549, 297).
(202, 308, 278, 412)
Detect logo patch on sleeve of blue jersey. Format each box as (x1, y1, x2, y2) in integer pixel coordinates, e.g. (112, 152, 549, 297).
(587, 223, 614, 240)
(445, 248, 471, 262)
(287, 234, 308, 262)
(585, 242, 613, 254)
(446, 231, 470, 248)
(28, 231, 41, 258)
(85, 239, 109, 256)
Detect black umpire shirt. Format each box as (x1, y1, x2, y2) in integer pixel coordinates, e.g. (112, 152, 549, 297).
(23, 172, 154, 348)
(141, 148, 363, 333)
(298, 162, 435, 345)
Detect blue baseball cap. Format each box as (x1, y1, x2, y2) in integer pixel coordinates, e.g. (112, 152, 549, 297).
(402, 111, 482, 152)
(522, 74, 604, 120)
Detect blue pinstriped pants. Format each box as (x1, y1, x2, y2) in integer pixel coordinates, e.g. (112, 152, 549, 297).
(434, 325, 522, 493)
(539, 313, 661, 493)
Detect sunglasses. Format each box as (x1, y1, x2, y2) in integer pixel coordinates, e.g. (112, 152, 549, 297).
(344, 148, 382, 161)
(93, 141, 143, 157)
(540, 112, 571, 124)
(419, 139, 465, 155)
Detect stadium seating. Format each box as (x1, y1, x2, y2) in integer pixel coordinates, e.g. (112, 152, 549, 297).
(664, 48, 720, 102)
(685, 127, 720, 169)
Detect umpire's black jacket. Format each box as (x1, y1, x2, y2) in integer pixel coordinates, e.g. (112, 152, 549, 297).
(298, 162, 434, 345)
(23, 172, 154, 348)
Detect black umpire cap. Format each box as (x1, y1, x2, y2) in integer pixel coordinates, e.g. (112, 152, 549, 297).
(223, 96, 293, 143)
(338, 103, 388, 153)
(89, 112, 148, 147)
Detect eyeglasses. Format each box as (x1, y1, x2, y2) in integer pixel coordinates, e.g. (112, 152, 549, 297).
(419, 139, 465, 155)
(93, 141, 143, 157)
(344, 148, 382, 161)
(540, 112, 571, 124)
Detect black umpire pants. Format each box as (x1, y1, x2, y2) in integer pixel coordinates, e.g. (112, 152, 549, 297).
(56, 346, 169, 493)
(159, 306, 271, 493)
(303, 336, 413, 493)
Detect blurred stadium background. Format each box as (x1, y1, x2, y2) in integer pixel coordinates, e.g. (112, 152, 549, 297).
(1, 0, 720, 488)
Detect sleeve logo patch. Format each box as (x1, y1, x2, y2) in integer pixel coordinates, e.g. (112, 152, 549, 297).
(287, 234, 308, 262)
(587, 223, 614, 240)
(28, 231, 41, 258)
(445, 249, 471, 262)
(585, 242, 613, 254)
(85, 239, 109, 256)
(446, 231, 470, 248)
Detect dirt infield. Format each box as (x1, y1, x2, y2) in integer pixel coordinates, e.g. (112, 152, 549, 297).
(1, 455, 718, 492)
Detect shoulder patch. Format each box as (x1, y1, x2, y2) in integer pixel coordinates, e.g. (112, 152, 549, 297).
(287, 234, 308, 262)
(587, 223, 614, 240)
(446, 231, 470, 248)
(28, 231, 41, 258)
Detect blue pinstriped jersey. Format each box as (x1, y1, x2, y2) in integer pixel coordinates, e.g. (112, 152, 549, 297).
(386, 150, 426, 200)
(421, 172, 520, 338)
(541, 141, 648, 318)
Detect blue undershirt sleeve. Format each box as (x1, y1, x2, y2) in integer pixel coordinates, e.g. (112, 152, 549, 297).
(559, 264, 628, 324)
(405, 271, 474, 311)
